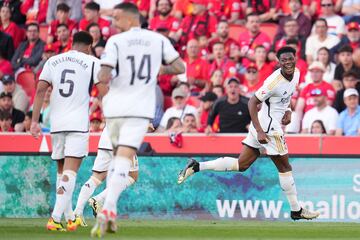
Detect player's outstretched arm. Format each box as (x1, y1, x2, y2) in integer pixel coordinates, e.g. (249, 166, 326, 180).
(248, 96, 269, 144)
(159, 58, 185, 76)
(30, 80, 50, 138)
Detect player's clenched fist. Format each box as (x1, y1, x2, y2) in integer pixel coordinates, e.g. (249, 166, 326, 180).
(30, 122, 41, 138)
(257, 130, 270, 144)
(281, 110, 292, 125)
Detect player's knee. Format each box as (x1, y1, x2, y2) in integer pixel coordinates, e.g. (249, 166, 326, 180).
(62, 175, 69, 182)
(129, 171, 138, 182)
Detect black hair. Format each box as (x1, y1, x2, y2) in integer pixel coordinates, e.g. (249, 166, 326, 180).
(315, 18, 328, 28)
(166, 117, 181, 130)
(177, 81, 190, 88)
(276, 46, 296, 59)
(73, 31, 93, 46)
(245, 13, 259, 22)
(317, 47, 331, 66)
(155, 0, 173, 8)
(0, 110, 12, 121)
(114, 2, 139, 15)
(343, 70, 358, 79)
(85, 2, 100, 11)
(26, 22, 39, 31)
(338, 44, 353, 54)
(184, 113, 196, 119)
(25, 111, 33, 119)
(286, 38, 299, 46)
(56, 23, 69, 30)
(284, 18, 298, 25)
(56, 3, 70, 12)
(311, 120, 327, 134)
(86, 22, 100, 32)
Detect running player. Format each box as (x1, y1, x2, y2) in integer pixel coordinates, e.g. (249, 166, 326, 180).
(74, 126, 139, 226)
(30, 31, 100, 231)
(91, 2, 185, 238)
(177, 46, 320, 221)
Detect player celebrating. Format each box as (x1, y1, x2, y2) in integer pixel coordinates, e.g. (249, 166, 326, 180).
(30, 31, 100, 231)
(178, 46, 320, 221)
(91, 2, 185, 238)
(74, 126, 139, 226)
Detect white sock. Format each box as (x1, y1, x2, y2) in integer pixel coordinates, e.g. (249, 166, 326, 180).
(93, 188, 108, 205)
(56, 173, 62, 189)
(51, 170, 77, 222)
(74, 176, 101, 216)
(103, 157, 131, 214)
(279, 171, 301, 212)
(199, 157, 239, 171)
(64, 196, 75, 221)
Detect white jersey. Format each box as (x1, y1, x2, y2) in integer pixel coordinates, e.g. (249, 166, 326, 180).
(253, 68, 300, 134)
(100, 27, 180, 119)
(39, 50, 101, 133)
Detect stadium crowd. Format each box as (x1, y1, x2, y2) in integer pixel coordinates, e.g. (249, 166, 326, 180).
(0, 0, 359, 137)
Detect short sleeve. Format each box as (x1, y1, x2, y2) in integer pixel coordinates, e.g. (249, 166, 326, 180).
(39, 59, 53, 84)
(336, 112, 344, 129)
(302, 112, 310, 130)
(100, 36, 118, 68)
(162, 36, 180, 64)
(93, 58, 101, 85)
(254, 80, 275, 102)
(329, 111, 339, 131)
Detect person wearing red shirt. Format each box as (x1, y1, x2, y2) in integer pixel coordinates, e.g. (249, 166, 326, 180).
(183, 39, 210, 93)
(53, 24, 72, 54)
(209, 42, 237, 83)
(238, 13, 271, 67)
(170, 0, 217, 55)
(149, 0, 180, 32)
(253, 45, 274, 84)
(0, 4, 24, 49)
(240, 63, 263, 98)
(208, 0, 243, 23)
(79, 2, 110, 39)
(295, 61, 336, 117)
(20, 0, 48, 24)
(0, 52, 13, 80)
(208, 20, 239, 58)
(286, 38, 308, 84)
(47, 3, 77, 44)
(246, 0, 281, 22)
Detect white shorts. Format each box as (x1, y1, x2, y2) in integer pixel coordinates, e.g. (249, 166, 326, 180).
(92, 149, 139, 172)
(51, 132, 89, 160)
(242, 128, 288, 156)
(105, 118, 149, 150)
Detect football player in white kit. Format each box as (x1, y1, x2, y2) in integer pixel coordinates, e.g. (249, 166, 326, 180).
(30, 31, 101, 232)
(74, 126, 139, 226)
(177, 46, 320, 221)
(91, 3, 185, 237)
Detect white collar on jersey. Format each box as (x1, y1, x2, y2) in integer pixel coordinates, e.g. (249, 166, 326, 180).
(130, 27, 141, 31)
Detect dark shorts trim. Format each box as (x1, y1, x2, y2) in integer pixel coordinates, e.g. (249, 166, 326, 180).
(92, 169, 108, 174)
(64, 155, 86, 159)
(51, 130, 89, 134)
(117, 144, 138, 151)
(98, 147, 113, 152)
(51, 158, 64, 161)
(105, 116, 152, 120)
(242, 142, 260, 151)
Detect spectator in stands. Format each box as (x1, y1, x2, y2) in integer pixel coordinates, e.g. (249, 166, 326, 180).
(1, 75, 29, 113)
(165, 117, 182, 133)
(285, 38, 308, 85)
(276, 0, 312, 39)
(79, 2, 110, 39)
(208, 0, 243, 24)
(331, 22, 360, 58)
(210, 69, 224, 87)
(183, 39, 210, 93)
(208, 20, 239, 59)
(169, 0, 218, 54)
(341, 0, 360, 23)
(305, 19, 340, 65)
(198, 91, 218, 132)
(0, 110, 14, 132)
(0, 0, 26, 25)
(153, 84, 165, 129)
(89, 111, 102, 133)
(0, 52, 13, 80)
(310, 120, 327, 134)
(253, 45, 274, 84)
(270, 18, 306, 61)
(34, 43, 56, 77)
(318, 0, 345, 37)
(182, 113, 198, 133)
(22, 111, 32, 132)
(149, 0, 179, 33)
(207, 78, 251, 133)
(238, 13, 271, 66)
(53, 24, 72, 54)
(0, 4, 24, 48)
(209, 42, 237, 83)
(212, 84, 225, 98)
(295, 61, 336, 118)
(311, 47, 335, 84)
(158, 88, 198, 132)
(333, 45, 360, 91)
(87, 23, 106, 59)
(333, 71, 360, 113)
(47, 3, 77, 44)
(301, 88, 338, 135)
(336, 88, 360, 136)
(240, 63, 262, 98)
(20, 0, 48, 24)
(0, 92, 24, 130)
(46, 0, 82, 24)
(0, 30, 14, 61)
(11, 23, 45, 73)
(246, 0, 279, 22)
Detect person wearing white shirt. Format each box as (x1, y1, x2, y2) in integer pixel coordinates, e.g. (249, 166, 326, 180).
(302, 88, 339, 135)
(319, 0, 345, 37)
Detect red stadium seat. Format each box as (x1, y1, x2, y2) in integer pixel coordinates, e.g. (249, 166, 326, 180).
(16, 70, 37, 101)
(39, 24, 48, 42)
(228, 24, 247, 41)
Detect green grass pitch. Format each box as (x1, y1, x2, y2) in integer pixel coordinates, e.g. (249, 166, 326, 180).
(1, 218, 359, 240)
